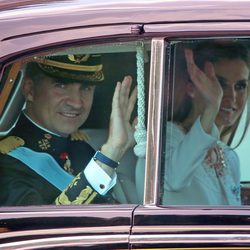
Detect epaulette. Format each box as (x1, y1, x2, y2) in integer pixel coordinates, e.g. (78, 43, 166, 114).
(70, 130, 89, 142)
(0, 136, 25, 154)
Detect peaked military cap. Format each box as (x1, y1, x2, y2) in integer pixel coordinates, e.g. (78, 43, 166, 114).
(32, 54, 104, 83)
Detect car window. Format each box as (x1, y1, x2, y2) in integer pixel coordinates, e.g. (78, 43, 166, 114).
(232, 105, 250, 205)
(0, 40, 151, 206)
(161, 38, 250, 206)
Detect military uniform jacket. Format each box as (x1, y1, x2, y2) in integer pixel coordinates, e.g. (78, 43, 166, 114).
(0, 113, 113, 206)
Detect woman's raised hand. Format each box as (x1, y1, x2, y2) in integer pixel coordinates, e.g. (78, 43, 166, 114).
(184, 48, 223, 111)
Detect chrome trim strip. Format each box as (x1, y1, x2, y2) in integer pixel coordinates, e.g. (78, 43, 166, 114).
(0, 234, 128, 249)
(144, 38, 166, 205)
(0, 226, 129, 239)
(144, 22, 250, 33)
(130, 233, 250, 244)
(132, 225, 250, 231)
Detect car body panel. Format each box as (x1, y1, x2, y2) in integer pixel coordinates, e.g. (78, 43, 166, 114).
(132, 206, 250, 247)
(2, 0, 250, 45)
(2, 0, 250, 61)
(1, 0, 250, 249)
(0, 205, 137, 249)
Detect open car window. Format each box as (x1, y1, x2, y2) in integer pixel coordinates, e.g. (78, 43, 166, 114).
(161, 38, 250, 206)
(0, 40, 151, 206)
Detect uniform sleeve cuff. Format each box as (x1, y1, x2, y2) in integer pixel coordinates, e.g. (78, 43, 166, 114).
(84, 158, 117, 195)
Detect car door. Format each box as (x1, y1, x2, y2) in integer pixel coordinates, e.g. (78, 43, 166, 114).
(0, 36, 149, 250)
(130, 21, 250, 248)
(0, 2, 151, 249)
(2, 1, 250, 249)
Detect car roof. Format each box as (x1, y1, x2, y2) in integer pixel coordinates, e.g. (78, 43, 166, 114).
(1, 0, 250, 42)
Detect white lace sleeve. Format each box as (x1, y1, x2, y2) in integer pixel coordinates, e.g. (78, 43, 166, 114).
(165, 118, 219, 190)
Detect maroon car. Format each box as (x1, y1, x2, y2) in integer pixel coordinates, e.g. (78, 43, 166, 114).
(1, 0, 250, 249)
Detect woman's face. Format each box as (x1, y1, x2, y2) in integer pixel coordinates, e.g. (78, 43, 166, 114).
(214, 58, 249, 131)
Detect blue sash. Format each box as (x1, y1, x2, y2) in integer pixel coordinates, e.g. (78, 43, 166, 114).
(8, 147, 74, 191)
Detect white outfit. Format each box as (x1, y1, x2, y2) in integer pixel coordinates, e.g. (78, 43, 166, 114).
(162, 118, 241, 205)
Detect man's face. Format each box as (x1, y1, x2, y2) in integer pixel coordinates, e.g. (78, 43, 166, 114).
(23, 74, 96, 137)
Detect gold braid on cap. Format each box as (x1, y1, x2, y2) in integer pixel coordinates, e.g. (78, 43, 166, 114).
(33, 57, 103, 72)
(39, 65, 104, 82)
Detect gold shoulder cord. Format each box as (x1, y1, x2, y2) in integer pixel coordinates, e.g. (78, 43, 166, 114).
(0, 136, 25, 154)
(70, 130, 89, 141)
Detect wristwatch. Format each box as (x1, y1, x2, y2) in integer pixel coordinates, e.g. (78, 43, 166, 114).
(93, 150, 120, 169)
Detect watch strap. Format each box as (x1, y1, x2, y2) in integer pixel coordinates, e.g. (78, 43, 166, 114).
(93, 150, 120, 169)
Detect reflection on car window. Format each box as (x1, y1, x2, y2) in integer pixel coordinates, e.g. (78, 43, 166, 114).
(162, 39, 250, 206)
(0, 41, 150, 206)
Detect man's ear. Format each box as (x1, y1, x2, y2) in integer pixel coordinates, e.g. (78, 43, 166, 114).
(22, 77, 34, 102)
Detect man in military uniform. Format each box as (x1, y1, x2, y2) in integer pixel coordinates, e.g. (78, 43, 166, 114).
(0, 53, 137, 205)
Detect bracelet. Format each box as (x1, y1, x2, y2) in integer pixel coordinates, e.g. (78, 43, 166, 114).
(93, 151, 120, 169)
